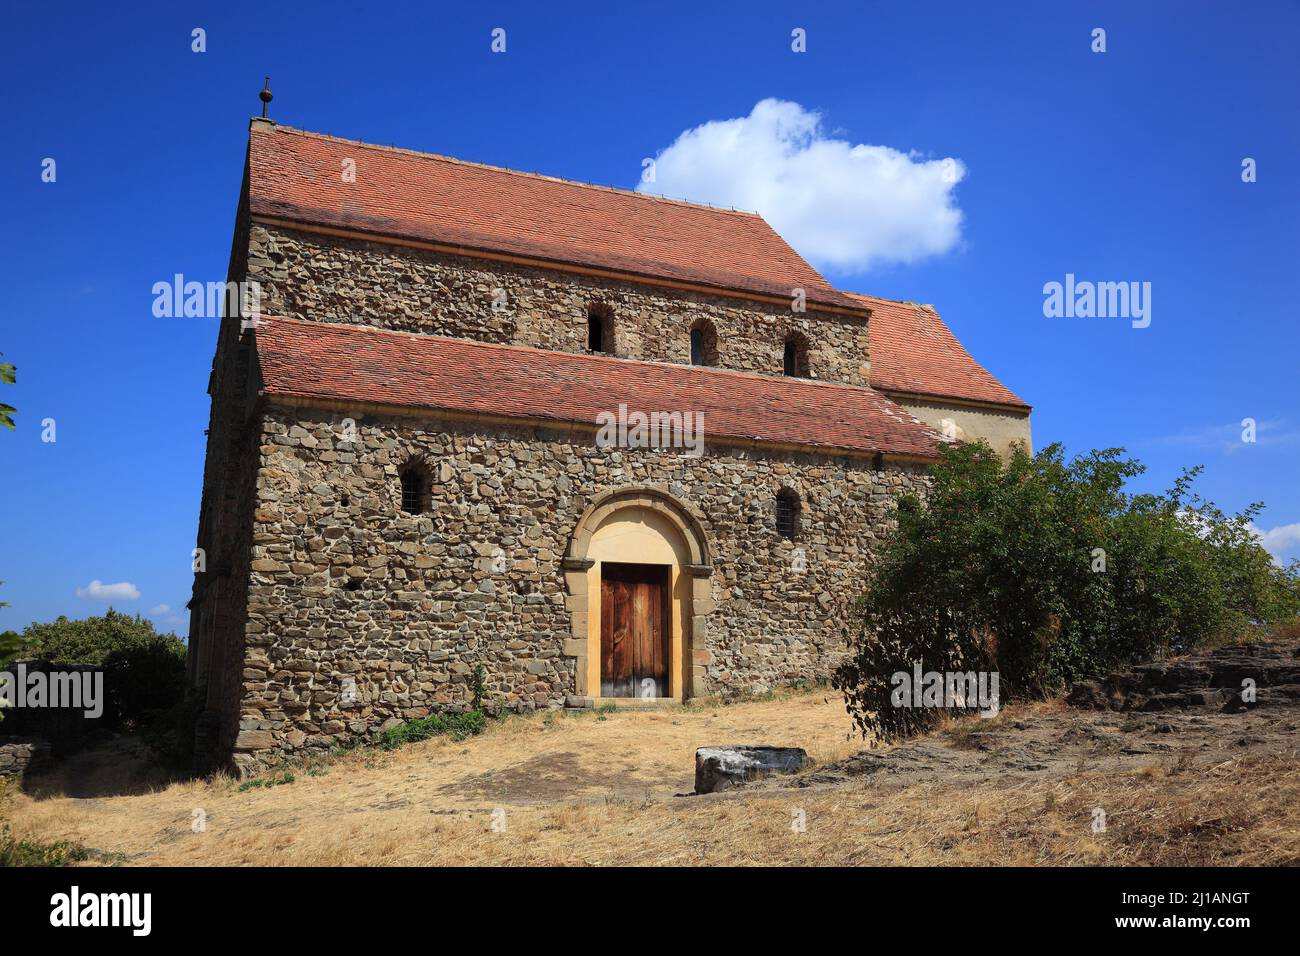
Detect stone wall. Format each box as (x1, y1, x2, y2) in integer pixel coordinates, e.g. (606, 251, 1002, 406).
(245, 224, 872, 385)
(0, 739, 50, 782)
(190, 194, 266, 767)
(200, 417, 264, 764)
(232, 403, 928, 769)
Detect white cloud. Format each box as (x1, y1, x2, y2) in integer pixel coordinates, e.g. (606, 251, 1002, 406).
(149, 602, 183, 629)
(1178, 512, 1300, 566)
(1251, 522, 1300, 563)
(636, 98, 966, 274)
(1148, 418, 1300, 455)
(76, 580, 140, 602)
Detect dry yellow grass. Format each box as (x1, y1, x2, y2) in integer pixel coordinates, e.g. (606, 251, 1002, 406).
(5, 688, 1297, 866)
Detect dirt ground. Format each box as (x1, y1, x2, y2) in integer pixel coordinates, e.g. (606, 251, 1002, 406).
(5, 645, 1299, 866)
(4, 691, 863, 864)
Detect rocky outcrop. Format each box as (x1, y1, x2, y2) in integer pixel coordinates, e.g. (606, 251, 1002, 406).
(793, 642, 1300, 796)
(694, 746, 808, 793)
(1067, 642, 1300, 713)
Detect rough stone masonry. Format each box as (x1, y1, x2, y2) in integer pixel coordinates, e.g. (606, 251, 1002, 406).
(229, 406, 929, 763)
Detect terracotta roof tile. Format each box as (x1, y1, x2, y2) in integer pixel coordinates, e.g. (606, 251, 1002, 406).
(248, 123, 860, 310)
(848, 293, 1029, 409)
(253, 318, 944, 459)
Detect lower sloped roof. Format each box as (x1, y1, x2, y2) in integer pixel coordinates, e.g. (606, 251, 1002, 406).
(252, 317, 944, 459)
(847, 292, 1029, 410)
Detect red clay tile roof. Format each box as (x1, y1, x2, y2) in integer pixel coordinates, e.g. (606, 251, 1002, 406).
(247, 122, 860, 311)
(253, 317, 944, 459)
(847, 293, 1029, 410)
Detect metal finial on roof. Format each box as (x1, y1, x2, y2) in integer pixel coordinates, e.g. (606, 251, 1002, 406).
(259, 77, 273, 118)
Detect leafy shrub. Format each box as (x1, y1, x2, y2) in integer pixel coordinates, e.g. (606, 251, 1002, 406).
(471, 664, 487, 711)
(833, 442, 1300, 741)
(103, 638, 188, 723)
(379, 710, 486, 749)
(0, 629, 19, 726)
(238, 771, 296, 792)
(12, 609, 187, 727)
(0, 823, 90, 866)
(0, 632, 19, 669)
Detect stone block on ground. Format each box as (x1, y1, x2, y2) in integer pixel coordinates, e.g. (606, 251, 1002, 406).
(694, 745, 807, 794)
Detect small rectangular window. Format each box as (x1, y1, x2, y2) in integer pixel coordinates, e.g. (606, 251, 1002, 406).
(776, 491, 801, 539)
(400, 471, 425, 514)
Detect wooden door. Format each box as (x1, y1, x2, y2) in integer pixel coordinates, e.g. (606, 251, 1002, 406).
(600, 562, 670, 698)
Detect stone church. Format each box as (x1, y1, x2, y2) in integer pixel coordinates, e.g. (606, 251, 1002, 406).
(188, 118, 1030, 772)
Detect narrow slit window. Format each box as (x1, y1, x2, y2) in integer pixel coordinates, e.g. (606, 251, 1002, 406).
(587, 304, 613, 353)
(783, 334, 808, 377)
(689, 319, 717, 366)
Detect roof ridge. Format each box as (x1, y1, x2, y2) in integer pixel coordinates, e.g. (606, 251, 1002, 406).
(253, 120, 764, 219)
(842, 290, 936, 311)
(256, 315, 895, 397)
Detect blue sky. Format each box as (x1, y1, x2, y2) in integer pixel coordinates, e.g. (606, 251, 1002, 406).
(2, 1, 1297, 638)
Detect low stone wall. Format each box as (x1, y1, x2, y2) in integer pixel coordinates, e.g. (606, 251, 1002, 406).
(0, 738, 51, 782)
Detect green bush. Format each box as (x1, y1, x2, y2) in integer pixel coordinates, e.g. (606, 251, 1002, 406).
(0, 632, 20, 669)
(0, 823, 90, 867)
(833, 442, 1300, 741)
(0, 629, 20, 725)
(238, 771, 296, 792)
(12, 609, 187, 727)
(379, 710, 486, 749)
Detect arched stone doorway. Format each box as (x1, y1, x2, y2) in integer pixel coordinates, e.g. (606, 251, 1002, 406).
(561, 488, 714, 702)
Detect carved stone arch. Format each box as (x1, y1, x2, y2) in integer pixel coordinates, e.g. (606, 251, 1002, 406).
(391, 446, 438, 476)
(561, 486, 715, 701)
(566, 486, 712, 567)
